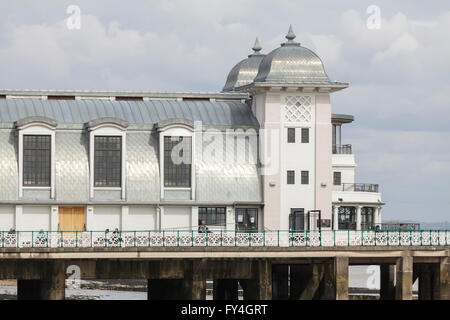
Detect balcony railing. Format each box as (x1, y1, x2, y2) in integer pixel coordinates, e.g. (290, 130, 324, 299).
(342, 183, 379, 193)
(0, 229, 447, 248)
(333, 144, 352, 154)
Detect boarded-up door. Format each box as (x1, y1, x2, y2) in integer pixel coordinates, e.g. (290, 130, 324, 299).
(59, 207, 85, 231)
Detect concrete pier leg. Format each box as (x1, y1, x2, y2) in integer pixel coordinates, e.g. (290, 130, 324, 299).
(240, 260, 272, 300)
(335, 257, 349, 300)
(395, 256, 413, 300)
(318, 259, 337, 300)
(257, 260, 272, 300)
(147, 279, 184, 300)
(182, 260, 206, 300)
(299, 263, 324, 300)
(17, 280, 41, 300)
(183, 278, 206, 300)
(40, 261, 66, 300)
(380, 264, 395, 300)
(272, 264, 289, 300)
(213, 279, 238, 300)
(439, 257, 449, 300)
(17, 261, 65, 300)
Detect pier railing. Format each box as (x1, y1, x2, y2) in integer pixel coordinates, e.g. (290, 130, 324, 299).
(0, 229, 448, 248)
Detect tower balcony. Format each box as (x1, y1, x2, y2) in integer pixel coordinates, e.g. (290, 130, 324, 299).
(342, 183, 379, 193)
(332, 144, 352, 154)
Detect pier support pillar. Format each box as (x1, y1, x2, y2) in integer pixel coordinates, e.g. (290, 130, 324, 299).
(318, 259, 337, 300)
(299, 263, 324, 300)
(182, 260, 206, 300)
(396, 256, 413, 300)
(335, 257, 349, 300)
(439, 257, 449, 300)
(17, 261, 65, 300)
(272, 264, 288, 300)
(213, 279, 238, 300)
(380, 264, 395, 300)
(240, 260, 272, 300)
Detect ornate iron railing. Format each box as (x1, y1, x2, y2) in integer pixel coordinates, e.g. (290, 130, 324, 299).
(332, 144, 352, 154)
(0, 230, 448, 248)
(342, 183, 379, 193)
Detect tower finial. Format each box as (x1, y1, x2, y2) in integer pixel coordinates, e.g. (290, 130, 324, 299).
(286, 25, 296, 41)
(252, 37, 262, 53)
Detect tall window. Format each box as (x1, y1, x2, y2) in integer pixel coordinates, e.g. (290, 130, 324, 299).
(164, 136, 192, 187)
(338, 207, 356, 230)
(287, 128, 295, 143)
(198, 207, 226, 227)
(23, 135, 51, 186)
(301, 128, 309, 143)
(333, 172, 341, 185)
(361, 207, 375, 230)
(287, 170, 295, 184)
(94, 136, 122, 187)
(301, 171, 309, 185)
(235, 208, 258, 231)
(289, 209, 305, 231)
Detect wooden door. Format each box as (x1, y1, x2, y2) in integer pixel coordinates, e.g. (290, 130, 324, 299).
(59, 207, 85, 231)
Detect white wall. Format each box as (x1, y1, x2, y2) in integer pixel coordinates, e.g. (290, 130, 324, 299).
(332, 154, 356, 191)
(21, 206, 51, 231)
(162, 207, 191, 230)
(124, 206, 156, 231)
(89, 206, 121, 231)
(0, 206, 14, 230)
(280, 94, 316, 230)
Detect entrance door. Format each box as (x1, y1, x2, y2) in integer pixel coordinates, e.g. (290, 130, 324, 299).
(59, 207, 85, 231)
(235, 208, 258, 232)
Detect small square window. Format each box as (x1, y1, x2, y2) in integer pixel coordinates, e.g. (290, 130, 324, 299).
(301, 128, 309, 143)
(333, 172, 341, 185)
(301, 171, 309, 185)
(287, 128, 295, 143)
(287, 170, 295, 184)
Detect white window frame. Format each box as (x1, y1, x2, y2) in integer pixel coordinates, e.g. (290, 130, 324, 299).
(17, 123, 56, 199)
(89, 124, 127, 200)
(158, 124, 195, 200)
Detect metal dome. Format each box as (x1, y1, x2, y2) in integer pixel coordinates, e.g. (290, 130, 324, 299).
(222, 38, 265, 92)
(254, 26, 332, 85)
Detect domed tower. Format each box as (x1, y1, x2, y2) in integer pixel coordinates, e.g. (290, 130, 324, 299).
(222, 38, 265, 92)
(244, 26, 348, 232)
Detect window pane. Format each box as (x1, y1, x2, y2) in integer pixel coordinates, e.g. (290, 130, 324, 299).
(287, 128, 295, 143)
(23, 135, 51, 186)
(94, 136, 122, 187)
(301, 128, 309, 143)
(198, 207, 226, 227)
(301, 171, 309, 184)
(333, 172, 341, 185)
(287, 170, 295, 184)
(164, 136, 192, 187)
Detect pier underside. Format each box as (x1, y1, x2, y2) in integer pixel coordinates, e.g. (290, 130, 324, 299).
(0, 247, 447, 300)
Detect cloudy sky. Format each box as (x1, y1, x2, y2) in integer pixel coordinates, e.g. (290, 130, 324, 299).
(0, 1, 449, 222)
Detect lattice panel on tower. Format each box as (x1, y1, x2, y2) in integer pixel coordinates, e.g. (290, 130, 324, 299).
(284, 96, 312, 123)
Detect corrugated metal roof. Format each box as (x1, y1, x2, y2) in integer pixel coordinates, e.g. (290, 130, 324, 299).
(0, 98, 259, 127)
